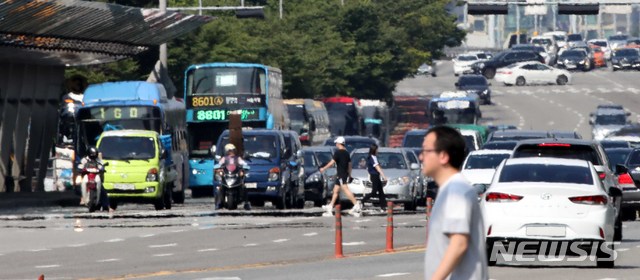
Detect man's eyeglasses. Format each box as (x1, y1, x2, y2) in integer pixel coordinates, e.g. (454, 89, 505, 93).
(420, 149, 440, 155)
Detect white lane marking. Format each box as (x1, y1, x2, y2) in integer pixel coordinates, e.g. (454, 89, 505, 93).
(194, 277, 242, 280)
(97, 258, 120, 263)
(172, 229, 185, 233)
(149, 243, 177, 248)
(105, 238, 124, 243)
(598, 278, 618, 280)
(29, 248, 50, 252)
(616, 248, 630, 252)
(376, 272, 411, 278)
(153, 253, 174, 257)
(303, 232, 318, 237)
(35, 264, 60, 268)
(68, 243, 86, 248)
(243, 243, 258, 247)
(198, 248, 219, 252)
(547, 121, 555, 126)
(273, 239, 289, 243)
(354, 219, 371, 223)
(140, 234, 155, 238)
(342, 241, 366, 246)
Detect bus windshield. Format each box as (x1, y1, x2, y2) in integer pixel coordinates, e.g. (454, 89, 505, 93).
(187, 67, 267, 96)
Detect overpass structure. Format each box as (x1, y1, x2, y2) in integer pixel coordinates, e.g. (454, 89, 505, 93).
(0, 0, 211, 193)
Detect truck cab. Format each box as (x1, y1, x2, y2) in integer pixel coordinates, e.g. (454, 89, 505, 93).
(97, 129, 175, 210)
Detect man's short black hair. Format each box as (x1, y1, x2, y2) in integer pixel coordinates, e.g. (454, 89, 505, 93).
(428, 126, 466, 170)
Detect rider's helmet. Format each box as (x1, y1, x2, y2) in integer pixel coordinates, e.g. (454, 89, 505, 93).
(224, 143, 236, 154)
(87, 147, 99, 160)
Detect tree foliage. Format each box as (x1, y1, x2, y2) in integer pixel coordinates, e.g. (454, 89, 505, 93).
(66, 0, 464, 101)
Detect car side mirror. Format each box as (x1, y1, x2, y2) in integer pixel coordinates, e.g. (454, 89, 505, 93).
(609, 187, 623, 197)
(454, 82, 459, 87)
(589, 119, 594, 125)
(410, 163, 420, 170)
(103, 162, 109, 167)
(615, 164, 628, 175)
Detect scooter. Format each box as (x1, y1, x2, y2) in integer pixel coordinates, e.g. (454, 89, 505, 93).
(81, 161, 107, 212)
(214, 161, 247, 210)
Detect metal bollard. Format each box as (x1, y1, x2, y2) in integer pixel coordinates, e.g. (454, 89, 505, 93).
(335, 204, 344, 258)
(385, 201, 394, 252)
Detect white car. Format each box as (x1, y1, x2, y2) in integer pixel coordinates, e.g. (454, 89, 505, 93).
(453, 53, 481, 76)
(461, 149, 512, 195)
(494, 61, 571, 86)
(543, 31, 567, 49)
(482, 157, 616, 268)
(345, 148, 421, 210)
(588, 39, 611, 60)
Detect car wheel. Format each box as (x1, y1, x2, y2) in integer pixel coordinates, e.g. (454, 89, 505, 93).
(556, 75, 568, 86)
(614, 214, 623, 241)
(515, 76, 526, 86)
(483, 68, 496, 79)
(596, 242, 615, 268)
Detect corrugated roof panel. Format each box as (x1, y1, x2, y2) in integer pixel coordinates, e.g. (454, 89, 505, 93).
(0, 0, 213, 65)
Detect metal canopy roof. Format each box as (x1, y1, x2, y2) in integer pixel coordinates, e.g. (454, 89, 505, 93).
(0, 0, 213, 66)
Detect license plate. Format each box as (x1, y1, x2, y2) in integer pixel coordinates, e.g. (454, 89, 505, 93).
(567, 65, 576, 69)
(113, 183, 135, 190)
(526, 225, 566, 237)
(245, 182, 257, 189)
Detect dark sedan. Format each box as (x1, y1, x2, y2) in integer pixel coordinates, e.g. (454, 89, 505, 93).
(556, 50, 591, 71)
(471, 50, 545, 79)
(611, 48, 640, 71)
(455, 75, 492, 105)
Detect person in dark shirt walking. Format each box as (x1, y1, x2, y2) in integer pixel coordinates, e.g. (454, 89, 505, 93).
(362, 143, 388, 212)
(319, 136, 362, 216)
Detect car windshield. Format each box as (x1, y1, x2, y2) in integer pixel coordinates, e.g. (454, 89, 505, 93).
(458, 55, 478, 61)
(352, 152, 407, 170)
(219, 135, 279, 160)
(458, 76, 487, 86)
(601, 141, 629, 149)
(315, 151, 333, 167)
(567, 34, 582, 41)
(560, 51, 585, 59)
(499, 164, 593, 185)
(302, 152, 317, 168)
(287, 105, 306, 123)
(614, 49, 638, 57)
(595, 114, 626, 125)
(627, 151, 640, 165)
(553, 35, 566, 41)
(476, 53, 488, 59)
(610, 35, 628, 41)
(403, 133, 426, 148)
(606, 149, 631, 170)
(531, 38, 551, 45)
(99, 136, 156, 160)
(513, 144, 602, 166)
(464, 154, 511, 169)
(483, 141, 518, 150)
(463, 135, 477, 152)
(591, 41, 607, 47)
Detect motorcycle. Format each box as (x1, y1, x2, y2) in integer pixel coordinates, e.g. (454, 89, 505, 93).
(80, 161, 107, 212)
(214, 161, 247, 210)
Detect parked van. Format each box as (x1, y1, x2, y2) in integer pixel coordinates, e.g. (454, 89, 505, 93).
(97, 130, 176, 210)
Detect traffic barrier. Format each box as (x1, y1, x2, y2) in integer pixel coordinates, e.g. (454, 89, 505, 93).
(385, 201, 394, 252)
(335, 204, 344, 258)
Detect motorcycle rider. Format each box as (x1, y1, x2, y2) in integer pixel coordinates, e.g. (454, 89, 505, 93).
(79, 147, 112, 212)
(216, 143, 251, 210)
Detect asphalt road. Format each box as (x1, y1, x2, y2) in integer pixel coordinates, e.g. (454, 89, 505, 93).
(3, 61, 640, 279)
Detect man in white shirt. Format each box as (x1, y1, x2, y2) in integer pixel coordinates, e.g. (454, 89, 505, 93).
(420, 126, 488, 280)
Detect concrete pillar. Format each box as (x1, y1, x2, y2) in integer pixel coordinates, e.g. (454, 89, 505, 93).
(13, 65, 37, 192)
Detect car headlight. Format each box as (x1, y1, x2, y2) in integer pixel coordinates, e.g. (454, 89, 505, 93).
(306, 173, 322, 183)
(389, 176, 410, 186)
(477, 62, 485, 68)
(352, 178, 361, 185)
